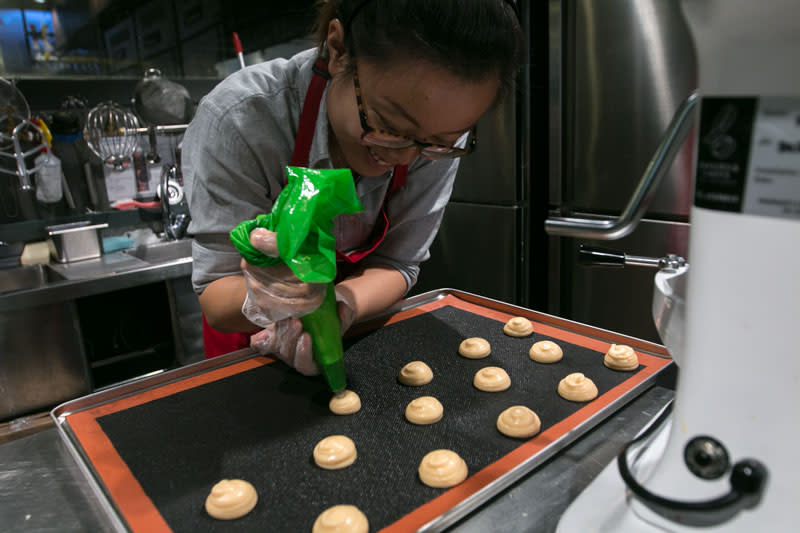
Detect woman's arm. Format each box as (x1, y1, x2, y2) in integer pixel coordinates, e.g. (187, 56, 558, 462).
(336, 265, 408, 324)
(201, 264, 406, 334)
(198, 275, 255, 332)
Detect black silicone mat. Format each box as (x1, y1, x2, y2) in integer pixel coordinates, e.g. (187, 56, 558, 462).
(95, 305, 637, 532)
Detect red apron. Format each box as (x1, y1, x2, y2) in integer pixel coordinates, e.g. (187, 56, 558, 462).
(202, 59, 408, 358)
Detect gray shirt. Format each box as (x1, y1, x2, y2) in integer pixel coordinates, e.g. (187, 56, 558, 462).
(183, 48, 458, 294)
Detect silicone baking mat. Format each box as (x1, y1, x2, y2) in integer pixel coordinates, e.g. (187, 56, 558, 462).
(57, 292, 671, 532)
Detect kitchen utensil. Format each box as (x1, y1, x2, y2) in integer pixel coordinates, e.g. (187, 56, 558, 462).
(0, 79, 48, 195)
(232, 32, 246, 70)
(133, 68, 194, 164)
(133, 68, 194, 126)
(577, 245, 688, 360)
(111, 199, 160, 210)
(83, 102, 140, 170)
(0, 78, 30, 153)
(61, 172, 76, 209)
(1, 119, 50, 223)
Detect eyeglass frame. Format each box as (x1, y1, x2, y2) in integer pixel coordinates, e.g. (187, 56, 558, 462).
(351, 65, 478, 159)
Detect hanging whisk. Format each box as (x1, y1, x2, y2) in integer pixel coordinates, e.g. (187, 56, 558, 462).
(83, 101, 140, 170)
(1, 77, 31, 153)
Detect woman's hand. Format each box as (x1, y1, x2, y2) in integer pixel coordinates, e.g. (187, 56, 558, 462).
(333, 266, 407, 333)
(245, 228, 363, 376)
(250, 285, 354, 376)
(250, 317, 318, 375)
(241, 228, 326, 327)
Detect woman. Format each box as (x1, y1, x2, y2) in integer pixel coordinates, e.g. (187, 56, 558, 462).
(183, 0, 524, 371)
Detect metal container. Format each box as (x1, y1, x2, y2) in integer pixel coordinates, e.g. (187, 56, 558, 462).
(46, 221, 108, 263)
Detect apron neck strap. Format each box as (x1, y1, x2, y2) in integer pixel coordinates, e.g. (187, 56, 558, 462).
(290, 58, 331, 169)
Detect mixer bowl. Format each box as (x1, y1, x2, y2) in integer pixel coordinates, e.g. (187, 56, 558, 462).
(652, 264, 688, 364)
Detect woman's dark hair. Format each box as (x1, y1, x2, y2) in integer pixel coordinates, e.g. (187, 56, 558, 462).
(314, 0, 524, 97)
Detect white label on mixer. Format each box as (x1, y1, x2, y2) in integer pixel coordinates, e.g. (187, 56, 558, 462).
(742, 97, 800, 219)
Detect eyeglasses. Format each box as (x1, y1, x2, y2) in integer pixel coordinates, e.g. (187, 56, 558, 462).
(352, 66, 477, 160)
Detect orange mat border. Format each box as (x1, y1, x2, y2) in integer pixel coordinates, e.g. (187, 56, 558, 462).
(64, 294, 670, 533)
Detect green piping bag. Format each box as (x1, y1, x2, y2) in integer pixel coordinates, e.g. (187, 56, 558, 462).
(230, 166, 363, 392)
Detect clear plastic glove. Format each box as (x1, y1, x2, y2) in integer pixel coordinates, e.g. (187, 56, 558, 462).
(250, 293, 355, 376)
(241, 228, 326, 327)
(250, 318, 318, 375)
(335, 288, 357, 334)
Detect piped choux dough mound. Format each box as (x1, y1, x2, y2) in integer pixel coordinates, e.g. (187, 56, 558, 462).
(604, 344, 639, 371)
(557, 372, 598, 402)
(503, 316, 534, 337)
(473, 367, 511, 392)
(497, 406, 541, 438)
(205, 479, 258, 520)
(405, 396, 443, 425)
(329, 390, 361, 415)
(529, 340, 563, 363)
(418, 449, 468, 488)
(313, 435, 357, 470)
(458, 337, 491, 359)
(398, 361, 434, 386)
(312, 504, 369, 533)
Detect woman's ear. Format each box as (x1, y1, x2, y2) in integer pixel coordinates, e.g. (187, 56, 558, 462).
(326, 19, 348, 76)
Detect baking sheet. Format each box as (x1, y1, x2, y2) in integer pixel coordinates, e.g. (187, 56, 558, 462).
(52, 289, 672, 532)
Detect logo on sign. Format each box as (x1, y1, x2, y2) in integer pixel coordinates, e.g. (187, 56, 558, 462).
(778, 141, 800, 153)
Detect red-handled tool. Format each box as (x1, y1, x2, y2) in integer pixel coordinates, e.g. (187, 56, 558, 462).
(112, 199, 161, 210)
(232, 32, 246, 70)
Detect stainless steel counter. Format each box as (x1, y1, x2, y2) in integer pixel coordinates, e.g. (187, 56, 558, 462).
(0, 385, 674, 533)
(0, 239, 196, 421)
(0, 240, 193, 313)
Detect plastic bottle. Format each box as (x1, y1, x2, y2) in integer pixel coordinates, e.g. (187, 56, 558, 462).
(34, 150, 63, 203)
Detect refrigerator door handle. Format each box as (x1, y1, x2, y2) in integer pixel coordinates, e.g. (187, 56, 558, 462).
(545, 92, 698, 240)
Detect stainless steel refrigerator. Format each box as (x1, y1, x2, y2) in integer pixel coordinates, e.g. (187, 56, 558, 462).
(544, 0, 697, 343)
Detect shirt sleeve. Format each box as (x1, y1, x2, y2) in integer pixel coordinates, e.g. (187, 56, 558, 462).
(182, 90, 296, 294)
(360, 157, 459, 291)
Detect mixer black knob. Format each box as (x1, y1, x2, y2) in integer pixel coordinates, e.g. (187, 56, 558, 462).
(684, 435, 730, 479)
